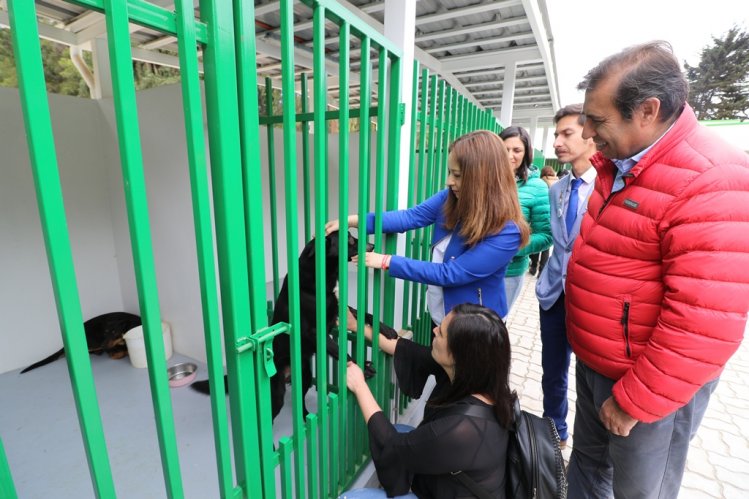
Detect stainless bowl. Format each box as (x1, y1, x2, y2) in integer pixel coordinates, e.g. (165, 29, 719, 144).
(167, 362, 197, 387)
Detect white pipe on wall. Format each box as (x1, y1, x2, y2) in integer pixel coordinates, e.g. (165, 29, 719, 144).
(69, 45, 96, 96)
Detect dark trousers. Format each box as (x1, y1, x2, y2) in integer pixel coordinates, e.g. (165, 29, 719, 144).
(529, 249, 550, 274)
(567, 361, 719, 499)
(539, 292, 573, 441)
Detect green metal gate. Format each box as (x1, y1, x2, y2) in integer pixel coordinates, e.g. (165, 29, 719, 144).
(3, 0, 502, 497)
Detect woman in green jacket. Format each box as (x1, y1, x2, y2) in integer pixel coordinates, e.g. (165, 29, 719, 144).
(499, 126, 552, 317)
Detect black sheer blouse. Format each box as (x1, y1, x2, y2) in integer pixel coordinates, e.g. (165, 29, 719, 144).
(366, 339, 508, 498)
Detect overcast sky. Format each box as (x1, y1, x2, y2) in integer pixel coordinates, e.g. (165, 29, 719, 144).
(545, 0, 749, 107)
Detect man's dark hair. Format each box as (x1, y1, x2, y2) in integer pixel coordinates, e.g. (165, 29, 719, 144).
(577, 41, 688, 123)
(553, 103, 585, 125)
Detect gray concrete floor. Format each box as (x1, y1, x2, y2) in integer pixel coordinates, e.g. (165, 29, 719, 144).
(3, 276, 747, 498)
(0, 351, 317, 498)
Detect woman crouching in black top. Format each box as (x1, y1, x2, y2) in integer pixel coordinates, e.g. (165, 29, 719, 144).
(346, 303, 514, 498)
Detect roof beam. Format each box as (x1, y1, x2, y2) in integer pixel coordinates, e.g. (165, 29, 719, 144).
(425, 31, 535, 54)
(416, 0, 522, 26)
(441, 45, 542, 72)
(416, 17, 527, 43)
(0, 10, 78, 46)
(521, 0, 560, 110)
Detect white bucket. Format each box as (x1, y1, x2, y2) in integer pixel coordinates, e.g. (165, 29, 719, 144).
(123, 321, 173, 368)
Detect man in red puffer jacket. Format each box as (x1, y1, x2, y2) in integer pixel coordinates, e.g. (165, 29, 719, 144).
(565, 41, 749, 499)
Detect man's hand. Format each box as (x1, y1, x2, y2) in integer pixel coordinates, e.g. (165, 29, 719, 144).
(600, 396, 638, 437)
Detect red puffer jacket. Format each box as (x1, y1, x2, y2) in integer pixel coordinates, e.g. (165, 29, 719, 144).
(566, 105, 749, 423)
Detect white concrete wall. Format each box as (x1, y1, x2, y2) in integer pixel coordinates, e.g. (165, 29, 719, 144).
(1, 84, 382, 373)
(0, 87, 124, 373)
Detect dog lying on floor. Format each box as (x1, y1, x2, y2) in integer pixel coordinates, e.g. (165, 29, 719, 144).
(191, 230, 398, 419)
(20, 312, 142, 373)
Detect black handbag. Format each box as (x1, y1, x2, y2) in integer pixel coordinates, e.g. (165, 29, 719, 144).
(446, 400, 567, 499)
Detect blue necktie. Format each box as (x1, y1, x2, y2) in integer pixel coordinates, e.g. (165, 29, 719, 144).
(565, 178, 583, 234)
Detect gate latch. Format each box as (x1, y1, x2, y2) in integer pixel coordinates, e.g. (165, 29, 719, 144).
(235, 322, 291, 378)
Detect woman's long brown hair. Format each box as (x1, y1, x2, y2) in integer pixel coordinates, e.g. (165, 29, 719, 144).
(443, 130, 529, 247)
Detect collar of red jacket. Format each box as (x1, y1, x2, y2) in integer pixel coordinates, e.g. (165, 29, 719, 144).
(590, 103, 698, 183)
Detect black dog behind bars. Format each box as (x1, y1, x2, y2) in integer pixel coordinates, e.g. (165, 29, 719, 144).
(20, 312, 141, 373)
(191, 230, 398, 419)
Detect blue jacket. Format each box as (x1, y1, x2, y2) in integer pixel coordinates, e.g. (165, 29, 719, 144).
(366, 189, 522, 319)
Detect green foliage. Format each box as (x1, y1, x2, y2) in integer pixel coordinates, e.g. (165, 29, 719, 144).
(1, 27, 181, 97)
(1, 27, 90, 97)
(685, 26, 749, 121)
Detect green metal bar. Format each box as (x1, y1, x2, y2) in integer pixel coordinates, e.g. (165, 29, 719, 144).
(279, 1, 306, 496)
(457, 96, 464, 135)
(382, 52, 402, 329)
(329, 393, 340, 495)
(102, 0, 184, 495)
(356, 36, 371, 368)
(301, 73, 312, 242)
(450, 89, 460, 144)
(306, 414, 319, 499)
(411, 67, 429, 330)
(308, 0, 403, 59)
(199, 0, 262, 495)
(173, 0, 233, 495)
(372, 46, 388, 410)
(64, 0, 208, 43)
(265, 78, 281, 298)
(355, 35, 372, 470)
(6, 1, 117, 497)
(400, 59, 420, 330)
(0, 439, 17, 499)
(313, 6, 331, 496)
(258, 106, 380, 125)
(439, 85, 453, 191)
(234, 0, 276, 495)
(434, 80, 447, 193)
(279, 438, 293, 498)
(337, 20, 351, 495)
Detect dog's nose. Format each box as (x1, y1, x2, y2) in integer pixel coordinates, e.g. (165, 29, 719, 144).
(366, 242, 374, 252)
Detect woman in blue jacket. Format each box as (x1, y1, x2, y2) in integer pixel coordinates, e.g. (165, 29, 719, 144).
(326, 130, 529, 323)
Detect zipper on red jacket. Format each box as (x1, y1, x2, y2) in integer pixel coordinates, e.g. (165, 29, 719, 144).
(597, 173, 634, 218)
(621, 302, 632, 357)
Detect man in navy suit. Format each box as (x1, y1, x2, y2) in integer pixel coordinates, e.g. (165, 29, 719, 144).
(535, 104, 597, 448)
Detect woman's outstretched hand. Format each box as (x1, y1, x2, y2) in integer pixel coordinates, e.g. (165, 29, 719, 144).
(325, 215, 359, 236)
(346, 361, 367, 394)
(363, 252, 389, 269)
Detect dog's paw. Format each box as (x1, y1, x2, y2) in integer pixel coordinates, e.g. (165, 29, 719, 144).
(363, 361, 377, 379)
(380, 325, 399, 340)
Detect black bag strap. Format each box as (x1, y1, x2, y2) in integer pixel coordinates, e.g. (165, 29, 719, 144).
(441, 403, 499, 498)
(450, 470, 495, 499)
(440, 402, 497, 421)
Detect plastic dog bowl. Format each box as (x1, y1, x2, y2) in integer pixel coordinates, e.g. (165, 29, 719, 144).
(167, 362, 197, 388)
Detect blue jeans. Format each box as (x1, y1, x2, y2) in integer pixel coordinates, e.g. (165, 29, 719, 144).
(539, 293, 572, 440)
(567, 361, 719, 499)
(503, 274, 525, 318)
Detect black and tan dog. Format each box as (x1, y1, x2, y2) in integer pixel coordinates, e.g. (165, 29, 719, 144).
(20, 312, 141, 373)
(191, 230, 398, 419)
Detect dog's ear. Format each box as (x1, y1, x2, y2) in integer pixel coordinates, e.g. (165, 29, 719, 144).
(326, 230, 340, 260)
(347, 231, 360, 261)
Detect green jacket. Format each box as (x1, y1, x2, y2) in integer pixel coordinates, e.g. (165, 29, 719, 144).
(506, 168, 553, 277)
